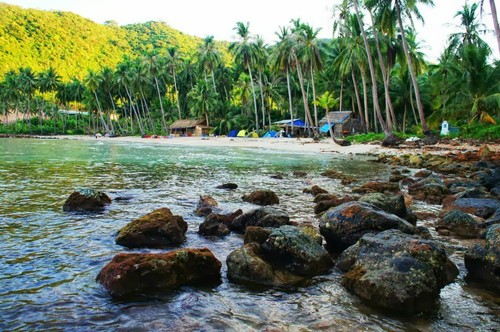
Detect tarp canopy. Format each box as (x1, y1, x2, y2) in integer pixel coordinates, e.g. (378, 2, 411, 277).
(320, 123, 333, 133)
(227, 129, 238, 137)
(273, 119, 307, 128)
(237, 130, 248, 137)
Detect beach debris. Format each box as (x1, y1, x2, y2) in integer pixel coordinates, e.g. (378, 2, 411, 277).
(115, 208, 187, 248)
(336, 229, 458, 314)
(62, 188, 111, 212)
(97, 248, 221, 298)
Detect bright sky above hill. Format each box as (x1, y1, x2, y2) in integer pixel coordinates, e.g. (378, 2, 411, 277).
(3, 0, 498, 62)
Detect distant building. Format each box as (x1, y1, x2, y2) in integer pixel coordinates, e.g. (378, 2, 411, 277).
(169, 119, 212, 136)
(319, 111, 363, 137)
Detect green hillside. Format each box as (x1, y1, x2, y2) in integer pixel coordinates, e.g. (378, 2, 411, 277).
(0, 3, 231, 80)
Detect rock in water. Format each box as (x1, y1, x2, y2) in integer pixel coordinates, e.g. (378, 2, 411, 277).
(242, 190, 279, 206)
(96, 248, 221, 298)
(230, 207, 290, 233)
(115, 208, 187, 248)
(336, 229, 458, 314)
(465, 224, 500, 291)
(63, 189, 111, 212)
(319, 201, 414, 253)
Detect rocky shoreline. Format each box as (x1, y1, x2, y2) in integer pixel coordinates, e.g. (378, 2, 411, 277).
(59, 140, 500, 314)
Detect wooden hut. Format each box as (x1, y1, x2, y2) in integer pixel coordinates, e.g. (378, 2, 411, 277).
(319, 111, 363, 137)
(169, 119, 212, 136)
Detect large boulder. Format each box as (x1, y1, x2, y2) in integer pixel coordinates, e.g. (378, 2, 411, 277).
(63, 189, 111, 212)
(314, 195, 358, 215)
(115, 208, 187, 248)
(408, 177, 449, 204)
(226, 243, 306, 287)
(464, 224, 500, 291)
(359, 193, 416, 225)
(230, 207, 291, 233)
(319, 201, 414, 253)
(336, 230, 458, 314)
(96, 248, 221, 298)
(198, 209, 243, 237)
(242, 190, 279, 206)
(436, 210, 483, 239)
(261, 225, 333, 276)
(442, 197, 500, 219)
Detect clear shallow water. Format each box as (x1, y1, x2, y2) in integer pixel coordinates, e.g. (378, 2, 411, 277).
(0, 138, 498, 331)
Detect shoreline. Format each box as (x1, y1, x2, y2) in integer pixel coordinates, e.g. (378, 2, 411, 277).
(1, 134, 498, 156)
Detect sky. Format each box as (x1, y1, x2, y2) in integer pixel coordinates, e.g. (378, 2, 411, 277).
(3, 0, 498, 62)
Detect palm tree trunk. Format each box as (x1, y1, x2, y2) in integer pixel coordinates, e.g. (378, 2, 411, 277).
(352, 69, 366, 132)
(395, 0, 429, 133)
(172, 69, 182, 119)
(310, 66, 319, 127)
(296, 61, 316, 136)
(489, 0, 500, 54)
(247, 65, 259, 130)
(352, 0, 390, 137)
(259, 71, 266, 128)
(361, 70, 370, 131)
(154, 76, 168, 132)
(93, 91, 110, 133)
(286, 66, 294, 132)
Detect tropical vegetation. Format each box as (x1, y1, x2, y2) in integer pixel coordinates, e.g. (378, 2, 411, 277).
(0, 2, 499, 140)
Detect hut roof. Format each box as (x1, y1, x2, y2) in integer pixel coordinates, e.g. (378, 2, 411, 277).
(169, 119, 206, 129)
(320, 111, 353, 124)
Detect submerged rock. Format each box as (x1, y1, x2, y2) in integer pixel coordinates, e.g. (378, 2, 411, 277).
(198, 209, 243, 237)
(303, 185, 328, 196)
(195, 195, 219, 217)
(63, 189, 111, 212)
(96, 248, 221, 298)
(216, 183, 238, 190)
(319, 201, 414, 253)
(227, 225, 333, 287)
(230, 207, 290, 233)
(464, 224, 500, 291)
(337, 229, 458, 314)
(115, 208, 187, 248)
(242, 190, 279, 206)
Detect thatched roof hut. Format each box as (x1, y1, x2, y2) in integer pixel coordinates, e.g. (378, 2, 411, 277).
(319, 111, 363, 137)
(169, 119, 212, 136)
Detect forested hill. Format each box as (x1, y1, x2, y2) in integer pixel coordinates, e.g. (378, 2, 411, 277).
(0, 3, 230, 80)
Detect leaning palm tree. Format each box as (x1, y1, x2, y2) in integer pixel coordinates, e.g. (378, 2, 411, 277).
(230, 22, 260, 130)
(84, 69, 110, 133)
(166, 47, 182, 118)
(479, 0, 500, 54)
(142, 53, 168, 132)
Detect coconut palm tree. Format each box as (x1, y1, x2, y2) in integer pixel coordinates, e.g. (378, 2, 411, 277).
(37, 67, 61, 133)
(230, 22, 260, 130)
(198, 36, 221, 90)
(448, 2, 490, 56)
(314, 91, 338, 141)
(479, 0, 500, 54)
(84, 69, 110, 133)
(142, 53, 168, 132)
(272, 27, 296, 131)
(188, 79, 219, 126)
(166, 47, 182, 118)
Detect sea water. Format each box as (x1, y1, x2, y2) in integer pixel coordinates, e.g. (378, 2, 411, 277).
(0, 138, 498, 331)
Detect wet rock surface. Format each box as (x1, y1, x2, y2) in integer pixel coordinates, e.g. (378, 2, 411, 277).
(242, 190, 279, 206)
(230, 207, 291, 233)
(63, 189, 111, 212)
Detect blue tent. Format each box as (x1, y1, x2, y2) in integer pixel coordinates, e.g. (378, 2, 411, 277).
(263, 131, 277, 138)
(227, 129, 238, 137)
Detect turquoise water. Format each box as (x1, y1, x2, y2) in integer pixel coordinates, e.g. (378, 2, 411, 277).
(0, 138, 498, 331)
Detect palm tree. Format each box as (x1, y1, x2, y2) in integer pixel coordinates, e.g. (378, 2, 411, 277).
(84, 69, 110, 133)
(230, 22, 259, 130)
(448, 2, 489, 55)
(166, 47, 182, 118)
(143, 53, 168, 132)
(272, 27, 296, 131)
(314, 91, 338, 141)
(198, 36, 221, 90)
(479, 0, 500, 54)
(188, 79, 219, 126)
(37, 67, 61, 133)
(254, 35, 269, 128)
(392, 0, 434, 135)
